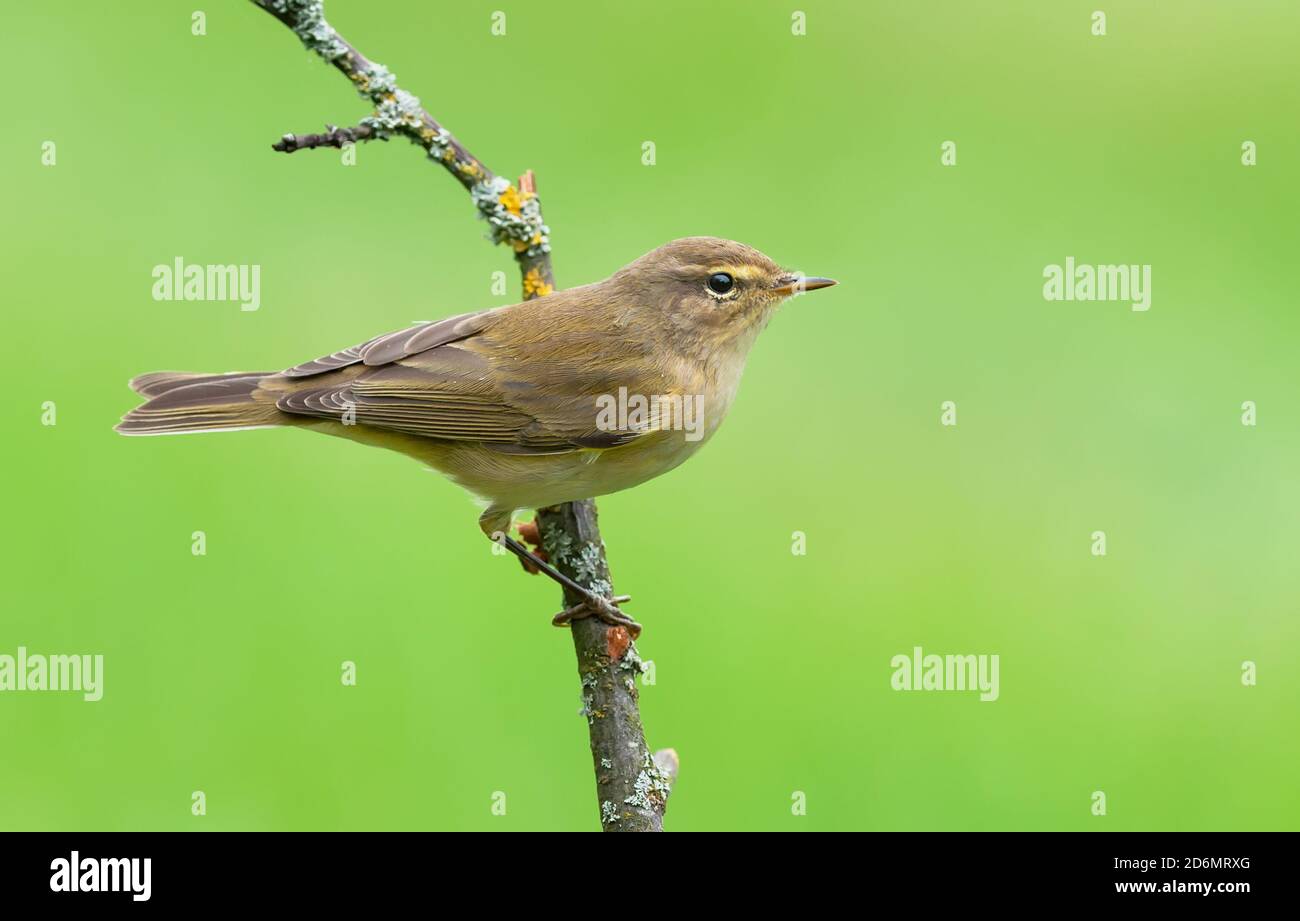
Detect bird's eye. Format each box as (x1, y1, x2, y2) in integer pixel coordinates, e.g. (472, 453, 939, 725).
(707, 272, 734, 295)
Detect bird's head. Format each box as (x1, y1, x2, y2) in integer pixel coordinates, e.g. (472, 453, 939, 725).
(609, 236, 836, 352)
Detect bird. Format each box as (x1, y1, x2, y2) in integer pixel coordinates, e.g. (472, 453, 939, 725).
(116, 237, 837, 634)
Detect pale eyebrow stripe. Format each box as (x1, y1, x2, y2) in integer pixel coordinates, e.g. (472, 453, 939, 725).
(709, 265, 766, 280)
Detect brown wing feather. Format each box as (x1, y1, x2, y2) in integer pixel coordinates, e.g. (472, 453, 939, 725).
(281, 308, 496, 378)
(271, 293, 661, 453)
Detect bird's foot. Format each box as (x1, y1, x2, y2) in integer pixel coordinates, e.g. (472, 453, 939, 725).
(514, 518, 548, 575)
(552, 593, 640, 639)
(498, 520, 640, 637)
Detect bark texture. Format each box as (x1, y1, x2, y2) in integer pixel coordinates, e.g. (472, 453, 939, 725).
(537, 502, 673, 830)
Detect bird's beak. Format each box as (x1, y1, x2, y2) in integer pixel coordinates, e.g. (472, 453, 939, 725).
(771, 274, 838, 297)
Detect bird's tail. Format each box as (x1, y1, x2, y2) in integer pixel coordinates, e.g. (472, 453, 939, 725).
(115, 370, 283, 436)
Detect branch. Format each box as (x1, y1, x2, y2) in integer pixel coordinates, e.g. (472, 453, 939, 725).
(251, 0, 669, 831)
(538, 502, 673, 831)
(252, 0, 554, 296)
(273, 123, 376, 152)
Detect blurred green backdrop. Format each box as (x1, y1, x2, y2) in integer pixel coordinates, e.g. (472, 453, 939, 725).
(3, 0, 1297, 831)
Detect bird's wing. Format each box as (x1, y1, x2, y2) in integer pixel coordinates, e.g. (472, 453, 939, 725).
(281, 309, 495, 377)
(271, 307, 660, 453)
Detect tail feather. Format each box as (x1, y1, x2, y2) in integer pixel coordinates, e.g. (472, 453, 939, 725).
(117, 371, 282, 436)
(129, 371, 224, 398)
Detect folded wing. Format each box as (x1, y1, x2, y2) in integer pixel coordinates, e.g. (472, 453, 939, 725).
(273, 304, 654, 454)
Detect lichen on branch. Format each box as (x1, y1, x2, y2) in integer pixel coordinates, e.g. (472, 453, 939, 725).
(254, 0, 552, 285)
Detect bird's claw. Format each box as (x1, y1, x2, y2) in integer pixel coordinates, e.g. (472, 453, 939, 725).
(552, 594, 640, 638)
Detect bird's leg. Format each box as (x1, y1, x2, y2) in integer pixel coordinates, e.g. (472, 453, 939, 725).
(497, 534, 641, 638)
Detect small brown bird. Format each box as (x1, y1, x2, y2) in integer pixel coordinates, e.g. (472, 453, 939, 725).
(117, 237, 836, 632)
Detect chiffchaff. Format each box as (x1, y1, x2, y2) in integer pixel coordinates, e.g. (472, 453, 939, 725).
(117, 237, 837, 631)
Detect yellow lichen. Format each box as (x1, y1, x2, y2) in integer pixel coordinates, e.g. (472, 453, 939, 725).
(498, 185, 523, 216)
(523, 268, 553, 298)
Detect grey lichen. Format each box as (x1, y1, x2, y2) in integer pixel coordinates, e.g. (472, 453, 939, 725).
(600, 800, 621, 825)
(540, 527, 573, 567)
(272, 0, 350, 61)
(573, 543, 609, 595)
(623, 753, 673, 812)
(361, 63, 397, 96)
(424, 127, 454, 161)
(600, 757, 613, 769)
(618, 645, 649, 675)
(360, 89, 424, 138)
(573, 543, 600, 581)
(268, 2, 418, 137)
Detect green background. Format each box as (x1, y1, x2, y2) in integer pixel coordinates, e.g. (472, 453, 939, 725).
(3, 0, 1297, 830)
